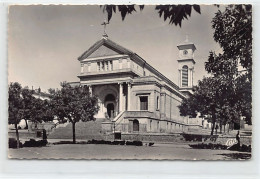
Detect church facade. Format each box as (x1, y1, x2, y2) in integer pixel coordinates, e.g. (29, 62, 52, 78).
(73, 35, 202, 134)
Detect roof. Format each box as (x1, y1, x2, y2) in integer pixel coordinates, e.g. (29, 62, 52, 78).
(78, 37, 185, 97)
(78, 38, 136, 61)
(177, 37, 196, 50)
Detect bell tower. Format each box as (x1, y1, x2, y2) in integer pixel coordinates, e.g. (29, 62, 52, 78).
(177, 36, 196, 95)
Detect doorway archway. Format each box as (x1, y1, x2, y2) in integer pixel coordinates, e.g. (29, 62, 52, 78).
(107, 103, 114, 118)
(104, 94, 116, 119)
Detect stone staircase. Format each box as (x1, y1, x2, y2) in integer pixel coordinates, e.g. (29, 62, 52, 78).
(48, 121, 105, 140)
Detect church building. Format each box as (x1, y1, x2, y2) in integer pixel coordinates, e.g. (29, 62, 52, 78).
(73, 33, 201, 134)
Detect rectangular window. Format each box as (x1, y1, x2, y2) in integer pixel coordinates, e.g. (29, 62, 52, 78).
(97, 62, 100, 71)
(102, 61, 105, 71)
(140, 96, 148, 110)
(105, 61, 108, 71)
(110, 61, 113, 70)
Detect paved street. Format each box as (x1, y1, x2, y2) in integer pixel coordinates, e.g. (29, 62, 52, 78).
(8, 143, 251, 160)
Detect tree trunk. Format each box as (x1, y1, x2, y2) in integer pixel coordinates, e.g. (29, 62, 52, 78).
(72, 122, 76, 144)
(210, 109, 217, 135)
(220, 121, 222, 134)
(14, 123, 20, 149)
(211, 121, 215, 135)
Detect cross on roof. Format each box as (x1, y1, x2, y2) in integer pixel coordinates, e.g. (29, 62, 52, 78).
(101, 19, 109, 37)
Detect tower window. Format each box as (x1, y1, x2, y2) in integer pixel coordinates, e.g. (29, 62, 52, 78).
(182, 65, 188, 87)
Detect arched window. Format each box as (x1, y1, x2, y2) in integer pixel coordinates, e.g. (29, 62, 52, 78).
(182, 65, 188, 87)
(133, 119, 139, 132)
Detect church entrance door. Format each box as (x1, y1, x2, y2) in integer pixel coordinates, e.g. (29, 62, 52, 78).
(107, 103, 114, 118)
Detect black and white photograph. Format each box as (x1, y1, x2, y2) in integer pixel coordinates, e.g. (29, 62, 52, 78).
(7, 4, 252, 160)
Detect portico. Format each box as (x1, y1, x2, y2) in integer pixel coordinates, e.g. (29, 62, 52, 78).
(85, 82, 132, 120)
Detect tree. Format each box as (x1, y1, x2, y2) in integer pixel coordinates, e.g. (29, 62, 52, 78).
(8, 82, 24, 148)
(179, 77, 226, 135)
(206, 5, 252, 124)
(29, 97, 55, 125)
(179, 5, 252, 134)
(20, 87, 35, 129)
(9, 82, 55, 148)
(50, 82, 99, 144)
(101, 5, 201, 27)
(210, 5, 252, 78)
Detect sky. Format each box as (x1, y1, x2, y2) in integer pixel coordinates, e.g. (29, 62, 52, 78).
(8, 5, 223, 92)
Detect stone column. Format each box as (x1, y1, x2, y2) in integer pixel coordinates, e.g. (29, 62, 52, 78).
(127, 83, 131, 111)
(119, 83, 123, 112)
(191, 68, 193, 87)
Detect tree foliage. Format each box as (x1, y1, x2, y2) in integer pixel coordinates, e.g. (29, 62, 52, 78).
(210, 5, 252, 77)
(8, 83, 34, 148)
(179, 5, 252, 133)
(9, 82, 56, 148)
(50, 82, 99, 143)
(101, 5, 201, 27)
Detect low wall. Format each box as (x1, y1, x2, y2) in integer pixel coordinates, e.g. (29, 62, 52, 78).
(103, 133, 185, 143)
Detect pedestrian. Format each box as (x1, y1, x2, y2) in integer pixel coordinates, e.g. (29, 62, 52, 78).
(236, 130, 240, 146)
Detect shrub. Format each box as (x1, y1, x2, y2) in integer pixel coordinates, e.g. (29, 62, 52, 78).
(111, 141, 125, 145)
(182, 134, 203, 142)
(53, 141, 74, 145)
(189, 143, 227, 150)
(23, 139, 48, 147)
(228, 144, 251, 152)
(9, 138, 23, 148)
(126, 141, 143, 146)
(149, 142, 154, 146)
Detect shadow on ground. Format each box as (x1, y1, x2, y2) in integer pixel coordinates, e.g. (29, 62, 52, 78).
(217, 153, 251, 160)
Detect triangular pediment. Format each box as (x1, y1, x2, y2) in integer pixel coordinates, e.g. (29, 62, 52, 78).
(88, 45, 122, 58)
(78, 38, 134, 61)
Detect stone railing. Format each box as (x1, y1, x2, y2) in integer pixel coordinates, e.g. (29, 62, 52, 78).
(124, 111, 155, 118)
